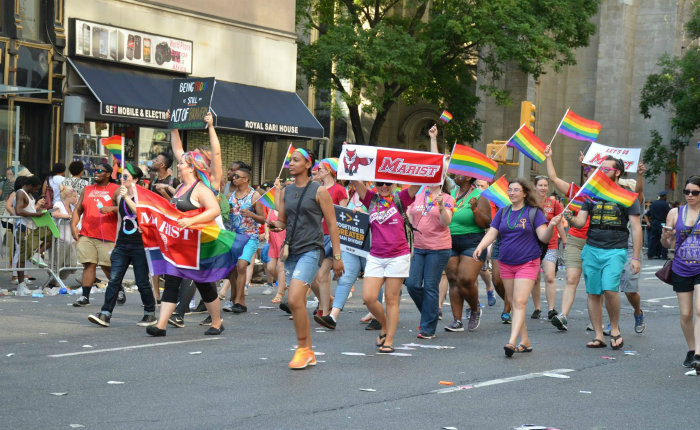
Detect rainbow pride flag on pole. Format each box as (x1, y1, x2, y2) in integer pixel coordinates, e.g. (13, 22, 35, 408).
(557, 110, 602, 142)
(257, 188, 275, 210)
(440, 110, 453, 123)
(447, 144, 498, 182)
(579, 169, 638, 208)
(480, 175, 511, 208)
(101, 135, 124, 163)
(283, 144, 296, 168)
(507, 125, 547, 164)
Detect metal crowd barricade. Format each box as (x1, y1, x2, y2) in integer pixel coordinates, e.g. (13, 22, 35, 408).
(0, 215, 82, 290)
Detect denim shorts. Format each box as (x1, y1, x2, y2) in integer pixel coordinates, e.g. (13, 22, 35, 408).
(323, 234, 333, 259)
(492, 238, 501, 260)
(451, 233, 486, 261)
(284, 248, 323, 286)
(260, 242, 271, 264)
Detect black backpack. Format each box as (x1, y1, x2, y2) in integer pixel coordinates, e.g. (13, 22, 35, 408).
(528, 206, 549, 261)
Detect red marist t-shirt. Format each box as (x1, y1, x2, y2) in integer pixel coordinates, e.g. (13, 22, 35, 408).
(543, 196, 563, 249)
(79, 183, 120, 242)
(567, 182, 590, 239)
(322, 182, 348, 235)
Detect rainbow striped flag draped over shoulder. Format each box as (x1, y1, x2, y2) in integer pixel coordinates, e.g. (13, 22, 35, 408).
(135, 186, 250, 283)
(558, 110, 602, 142)
(507, 125, 546, 164)
(579, 169, 638, 208)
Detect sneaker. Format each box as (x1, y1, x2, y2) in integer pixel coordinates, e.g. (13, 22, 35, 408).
(244, 285, 249, 296)
(438, 310, 443, 320)
(88, 312, 110, 327)
(468, 308, 482, 330)
(262, 283, 274, 295)
(634, 311, 645, 334)
(692, 354, 700, 371)
(47, 287, 61, 296)
(551, 313, 568, 331)
(501, 312, 512, 324)
(116, 290, 126, 305)
(189, 299, 196, 309)
(417, 332, 435, 339)
(167, 314, 185, 328)
(190, 301, 207, 315)
(314, 314, 336, 330)
(222, 301, 234, 312)
(204, 324, 225, 335)
(73, 296, 90, 307)
(547, 309, 558, 321)
(200, 315, 217, 326)
(289, 347, 316, 369)
(365, 318, 382, 330)
(444, 320, 464, 332)
(487, 290, 497, 306)
(531, 309, 542, 319)
(279, 301, 292, 314)
(586, 323, 594, 331)
(137, 315, 157, 327)
(146, 326, 166, 336)
(232, 303, 247, 314)
(683, 350, 696, 368)
(30, 254, 48, 268)
(11, 278, 18, 285)
(16, 283, 31, 297)
(603, 324, 611, 337)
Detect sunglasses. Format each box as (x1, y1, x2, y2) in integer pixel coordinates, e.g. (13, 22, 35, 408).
(599, 167, 619, 174)
(535, 175, 549, 180)
(233, 174, 248, 180)
(95, 169, 106, 174)
(375, 182, 391, 187)
(683, 189, 700, 196)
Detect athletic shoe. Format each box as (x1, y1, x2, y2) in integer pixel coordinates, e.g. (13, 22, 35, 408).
(365, 318, 382, 330)
(262, 283, 274, 295)
(487, 290, 497, 306)
(289, 347, 316, 370)
(200, 315, 215, 326)
(468, 308, 482, 330)
(189, 299, 196, 309)
(73, 296, 90, 307)
(551, 313, 568, 331)
(444, 320, 464, 332)
(417, 332, 435, 339)
(137, 315, 157, 327)
(586, 323, 594, 331)
(692, 354, 700, 371)
(204, 324, 225, 335)
(232, 303, 247, 314)
(244, 285, 249, 296)
(167, 314, 185, 328)
(530, 309, 542, 319)
(16, 283, 31, 297)
(314, 314, 336, 330)
(547, 309, 558, 321)
(146, 326, 166, 336)
(222, 301, 234, 312)
(88, 312, 110, 327)
(634, 311, 645, 334)
(501, 312, 512, 324)
(603, 324, 611, 337)
(279, 301, 292, 314)
(683, 350, 696, 368)
(46, 287, 61, 296)
(30, 254, 48, 268)
(116, 290, 126, 305)
(189, 301, 207, 315)
(438, 310, 443, 320)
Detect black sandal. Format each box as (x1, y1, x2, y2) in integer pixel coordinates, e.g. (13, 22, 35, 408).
(587, 338, 607, 348)
(515, 343, 533, 353)
(504, 343, 516, 357)
(378, 345, 394, 354)
(376, 333, 387, 347)
(610, 334, 624, 350)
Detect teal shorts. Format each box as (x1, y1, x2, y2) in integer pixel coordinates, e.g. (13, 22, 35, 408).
(581, 244, 627, 295)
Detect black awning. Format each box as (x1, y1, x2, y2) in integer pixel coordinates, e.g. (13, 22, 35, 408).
(211, 81, 324, 140)
(68, 58, 171, 123)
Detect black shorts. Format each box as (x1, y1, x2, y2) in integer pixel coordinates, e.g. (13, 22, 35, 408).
(670, 270, 700, 293)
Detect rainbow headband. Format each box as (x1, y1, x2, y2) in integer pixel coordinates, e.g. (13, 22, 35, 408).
(295, 148, 312, 162)
(184, 151, 213, 191)
(319, 158, 339, 175)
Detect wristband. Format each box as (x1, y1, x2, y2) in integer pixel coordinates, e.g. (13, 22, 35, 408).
(631, 257, 640, 261)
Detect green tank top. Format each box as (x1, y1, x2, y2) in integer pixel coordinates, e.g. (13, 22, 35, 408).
(449, 187, 485, 235)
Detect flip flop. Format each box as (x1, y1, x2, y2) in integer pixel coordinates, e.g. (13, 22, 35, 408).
(504, 343, 516, 357)
(515, 343, 533, 353)
(587, 338, 607, 348)
(376, 333, 387, 347)
(378, 344, 395, 354)
(610, 334, 624, 350)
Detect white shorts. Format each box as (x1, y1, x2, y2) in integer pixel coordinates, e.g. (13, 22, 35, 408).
(364, 254, 411, 278)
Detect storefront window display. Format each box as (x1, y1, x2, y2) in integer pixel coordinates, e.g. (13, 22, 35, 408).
(72, 121, 109, 176)
(138, 127, 172, 176)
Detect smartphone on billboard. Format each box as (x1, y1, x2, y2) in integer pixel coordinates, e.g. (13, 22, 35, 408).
(134, 35, 141, 60)
(92, 26, 101, 57)
(109, 30, 117, 60)
(99, 28, 108, 58)
(143, 38, 151, 62)
(82, 23, 91, 55)
(126, 34, 134, 60)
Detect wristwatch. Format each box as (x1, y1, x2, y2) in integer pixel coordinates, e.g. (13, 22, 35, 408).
(334, 254, 342, 261)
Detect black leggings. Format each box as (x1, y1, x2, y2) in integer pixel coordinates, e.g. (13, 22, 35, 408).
(162, 274, 218, 304)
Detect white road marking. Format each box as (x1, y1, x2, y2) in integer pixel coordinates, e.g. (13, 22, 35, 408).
(432, 368, 575, 394)
(48, 338, 224, 358)
(642, 296, 677, 303)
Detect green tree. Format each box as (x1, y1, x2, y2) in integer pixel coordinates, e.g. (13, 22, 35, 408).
(639, 4, 700, 183)
(296, 0, 600, 146)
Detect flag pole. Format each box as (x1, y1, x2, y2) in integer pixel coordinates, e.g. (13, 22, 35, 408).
(121, 136, 125, 185)
(276, 143, 292, 179)
(562, 166, 599, 212)
(547, 108, 569, 148)
(440, 141, 456, 191)
(491, 124, 523, 160)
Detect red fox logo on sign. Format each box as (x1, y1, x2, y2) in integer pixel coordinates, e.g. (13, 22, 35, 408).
(343, 149, 374, 176)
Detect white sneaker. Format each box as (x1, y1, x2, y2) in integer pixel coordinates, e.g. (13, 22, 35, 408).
(11, 278, 18, 285)
(24, 278, 33, 285)
(47, 287, 61, 296)
(244, 285, 249, 296)
(16, 283, 31, 296)
(262, 284, 273, 295)
(189, 299, 196, 309)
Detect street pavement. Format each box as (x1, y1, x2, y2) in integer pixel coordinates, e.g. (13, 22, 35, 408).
(0, 259, 696, 430)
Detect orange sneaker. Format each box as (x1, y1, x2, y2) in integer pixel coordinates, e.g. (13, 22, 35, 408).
(289, 347, 316, 369)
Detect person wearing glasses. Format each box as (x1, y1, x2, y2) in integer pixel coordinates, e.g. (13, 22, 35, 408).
(564, 156, 642, 350)
(474, 178, 562, 356)
(661, 176, 700, 370)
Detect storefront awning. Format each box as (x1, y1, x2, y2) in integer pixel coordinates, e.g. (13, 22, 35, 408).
(210, 81, 324, 140)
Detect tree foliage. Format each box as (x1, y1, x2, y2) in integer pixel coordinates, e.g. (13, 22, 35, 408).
(639, 3, 700, 183)
(296, 0, 600, 146)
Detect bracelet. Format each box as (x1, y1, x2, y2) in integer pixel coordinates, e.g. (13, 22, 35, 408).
(631, 257, 640, 261)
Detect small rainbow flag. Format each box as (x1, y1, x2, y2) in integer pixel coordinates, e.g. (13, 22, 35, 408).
(447, 144, 498, 182)
(558, 110, 602, 142)
(579, 169, 638, 208)
(101, 135, 124, 162)
(480, 175, 511, 208)
(440, 110, 453, 123)
(258, 188, 275, 210)
(507, 125, 546, 164)
(283, 144, 296, 168)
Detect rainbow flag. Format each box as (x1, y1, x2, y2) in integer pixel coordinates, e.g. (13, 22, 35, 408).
(579, 169, 638, 208)
(440, 110, 453, 123)
(480, 176, 511, 208)
(447, 144, 498, 182)
(136, 186, 250, 283)
(258, 188, 275, 210)
(283, 144, 296, 168)
(101, 135, 124, 162)
(507, 125, 546, 164)
(558, 110, 602, 142)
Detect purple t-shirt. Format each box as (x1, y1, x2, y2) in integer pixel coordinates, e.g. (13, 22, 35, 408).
(361, 189, 416, 258)
(491, 205, 547, 265)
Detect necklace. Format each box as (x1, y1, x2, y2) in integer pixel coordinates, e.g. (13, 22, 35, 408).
(379, 193, 394, 212)
(294, 179, 311, 198)
(122, 197, 138, 235)
(506, 205, 527, 230)
(453, 185, 475, 213)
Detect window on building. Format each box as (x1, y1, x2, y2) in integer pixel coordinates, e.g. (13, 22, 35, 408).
(18, 0, 43, 42)
(72, 121, 110, 177)
(17, 45, 50, 99)
(138, 127, 172, 177)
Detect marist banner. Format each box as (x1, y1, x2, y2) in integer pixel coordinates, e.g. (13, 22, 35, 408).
(337, 144, 444, 185)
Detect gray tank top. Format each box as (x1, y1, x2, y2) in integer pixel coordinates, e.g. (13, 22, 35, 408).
(284, 181, 324, 255)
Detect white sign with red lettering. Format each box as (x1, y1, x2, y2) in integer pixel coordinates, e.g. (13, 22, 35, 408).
(338, 144, 444, 185)
(582, 142, 641, 173)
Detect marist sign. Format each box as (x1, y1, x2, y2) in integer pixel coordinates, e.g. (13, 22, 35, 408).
(337, 144, 444, 185)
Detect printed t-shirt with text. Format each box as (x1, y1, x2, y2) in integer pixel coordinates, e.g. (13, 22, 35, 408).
(361, 189, 415, 258)
(80, 183, 120, 242)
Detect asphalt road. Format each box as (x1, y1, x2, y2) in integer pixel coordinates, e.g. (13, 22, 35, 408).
(0, 259, 695, 430)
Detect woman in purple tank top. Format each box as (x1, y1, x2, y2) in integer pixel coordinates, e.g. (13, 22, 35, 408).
(661, 176, 700, 370)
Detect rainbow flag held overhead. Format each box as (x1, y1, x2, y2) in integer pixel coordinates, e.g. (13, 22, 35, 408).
(480, 176, 511, 208)
(258, 188, 275, 210)
(558, 110, 602, 142)
(447, 144, 498, 182)
(283, 144, 296, 168)
(101, 135, 124, 163)
(579, 169, 638, 208)
(507, 125, 547, 164)
(440, 110, 453, 123)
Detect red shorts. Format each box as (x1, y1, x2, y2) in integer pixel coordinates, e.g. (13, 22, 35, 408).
(498, 258, 540, 280)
